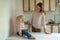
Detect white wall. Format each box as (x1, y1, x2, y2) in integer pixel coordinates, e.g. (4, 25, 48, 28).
(0, 0, 11, 40)
(0, 0, 23, 40)
(10, 0, 23, 34)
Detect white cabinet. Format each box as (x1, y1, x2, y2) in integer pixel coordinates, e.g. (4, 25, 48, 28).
(45, 25, 58, 33)
(23, 0, 29, 11)
(44, 0, 49, 11)
(45, 25, 51, 33)
(23, 0, 56, 12)
(58, 25, 60, 33)
(36, 0, 43, 4)
(50, 0, 56, 11)
(53, 26, 58, 33)
(30, 0, 35, 11)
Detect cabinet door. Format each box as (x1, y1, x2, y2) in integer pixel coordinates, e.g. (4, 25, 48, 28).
(36, 0, 43, 4)
(23, 0, 29, 12)
(30, 0, 35, 11)
(50, 0, 56, 11)
(53, 26, 58, 33)
(44, 0, 49, 11)
(45, 25, 51, 33)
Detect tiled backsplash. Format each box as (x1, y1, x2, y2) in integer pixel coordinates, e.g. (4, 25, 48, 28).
(23, 5, 60, 23)
(24, 12, 55, 23)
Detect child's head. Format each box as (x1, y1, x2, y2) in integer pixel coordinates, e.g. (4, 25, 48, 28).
(16, 15, 25, 22)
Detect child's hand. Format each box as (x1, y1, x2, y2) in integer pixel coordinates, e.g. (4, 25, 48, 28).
(19, 34, 23, 37)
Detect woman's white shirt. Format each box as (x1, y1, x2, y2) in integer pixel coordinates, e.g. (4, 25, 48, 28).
(30, 12, 46, 29)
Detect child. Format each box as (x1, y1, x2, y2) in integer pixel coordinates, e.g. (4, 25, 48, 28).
(16, 15, 35, 39)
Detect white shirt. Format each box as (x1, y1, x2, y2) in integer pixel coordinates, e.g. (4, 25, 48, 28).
(16, 22, 26, 34)
(19, 22, 26, 34)
(29, 12, 46, 29)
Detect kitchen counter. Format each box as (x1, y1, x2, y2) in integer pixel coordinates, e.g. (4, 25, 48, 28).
(25, 24, 58, 33)
(7, 33, 60, 40)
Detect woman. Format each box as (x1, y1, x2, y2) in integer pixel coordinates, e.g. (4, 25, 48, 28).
(28, 2, 48, 34)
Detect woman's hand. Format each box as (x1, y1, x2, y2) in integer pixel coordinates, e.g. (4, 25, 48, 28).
(44, 27, 52, 34)
(28, 24, 31, 32)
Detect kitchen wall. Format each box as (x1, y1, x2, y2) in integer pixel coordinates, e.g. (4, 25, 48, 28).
(24, 12, 55, 22)
(10, 0, 23, 35)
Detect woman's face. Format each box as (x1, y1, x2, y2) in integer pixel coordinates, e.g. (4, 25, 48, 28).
(35, 5, 43, 13)
(35, 5, 41, 12)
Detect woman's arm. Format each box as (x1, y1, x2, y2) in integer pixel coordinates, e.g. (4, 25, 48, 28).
(28, 14, 33, 32)
(42, 13, 49, 34)
(28, 23, 31, 32)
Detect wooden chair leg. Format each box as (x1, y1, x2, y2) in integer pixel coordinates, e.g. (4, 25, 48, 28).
(50, 24, 53, 33)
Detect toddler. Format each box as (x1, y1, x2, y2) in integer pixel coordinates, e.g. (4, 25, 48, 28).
(16, 15, 35, 39)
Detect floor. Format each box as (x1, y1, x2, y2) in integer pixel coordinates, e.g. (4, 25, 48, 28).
(6, 33, 60, 40)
